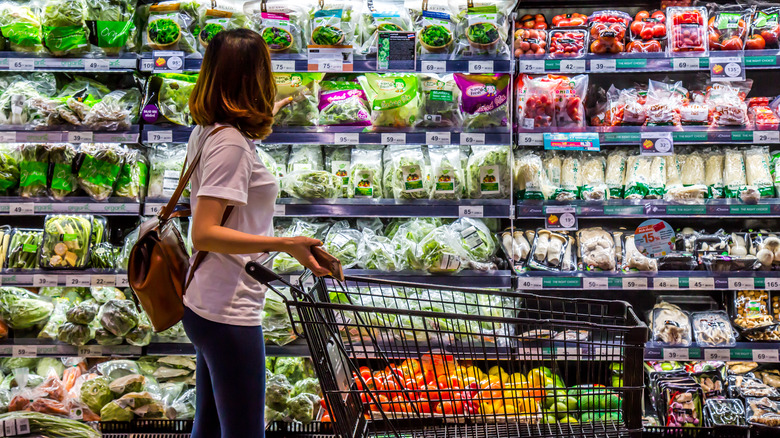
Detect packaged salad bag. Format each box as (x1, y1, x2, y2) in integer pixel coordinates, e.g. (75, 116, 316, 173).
(309, 0, 360, 47)
(358, 73, 421, 128)
(245, 0, 309, 54)
(358, 0, 414, 54)
(197, 8, 247, 50)
(274, 73, 323, 127)
(454, 73, 510, 130)
(0, 1, 45, 53)
(466, 145, 510, 199)
(139, 1, 205, 54)
(41, 0, 91, 56)
(349, 146, 383, 198)
(387, 144, 430, 200)
(429, 144, 463, 200)
(48, 143, 78, 201)
(406, 0, 457, 57)
(418, 74, 463, 128)
(86, 0, 137, 55)
(453, 0, 515, 59)
(142, 73, 198, 126)
(318, 75, 371, 126)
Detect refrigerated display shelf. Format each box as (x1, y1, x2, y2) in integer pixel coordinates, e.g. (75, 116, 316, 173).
(0, 197, 142, 216)
(0, 270, 129, 288)
(145, 339, 311, 357)
(515, 271, 774, 291)
(645, 343, 780, 363)
(0, 52, 139, 72)
(314, 269, 512, 288)
(516, 199, 780, 219)
(516, 126, 780, 147)
(0, 127, 140, 144)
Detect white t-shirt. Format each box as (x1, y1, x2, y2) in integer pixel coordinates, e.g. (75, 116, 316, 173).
(184, 124, 278, 326)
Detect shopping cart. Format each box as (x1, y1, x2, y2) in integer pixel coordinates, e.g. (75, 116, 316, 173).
(247, 261, 648, 438)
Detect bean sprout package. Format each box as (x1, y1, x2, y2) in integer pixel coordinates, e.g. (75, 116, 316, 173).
(140, 1, 206, 54)
(244, 0, 310, 54)
(358, 73, 421, 128)
(274, 73, 323, 127)
(318, 75, 371, 126)
(406, 0, 457, 57)
(358, 0, 413, 54)
(454, 73, 509, 130)
(706, 81, 751, 127)
(645, 80, 686, 126)
(453, 0, 515, 59)
(309, 0, 360, 47)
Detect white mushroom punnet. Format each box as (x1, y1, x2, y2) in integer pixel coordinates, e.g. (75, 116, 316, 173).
(547, 233, 566, 267)
(514, 231, 530, 260)
(562, 236, 575, 271)
(579, 228, 616, 271)
(757, 249, 774, 268)
(534, 230, 551, 262)
(762, 236, 780, 263)
(625, 236, 658, 272)
(730, 233, 748, 257)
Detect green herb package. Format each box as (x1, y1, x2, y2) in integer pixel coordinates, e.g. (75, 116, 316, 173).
(140, 1, 205, 54)
(115, 147, 149, 201)
(454, 73, 510, 130)
(358, 73, 421, 128)
(418, 74, 463, 128)
(429, 144, 463, 200)
(198, 8, 247, 50)
(309, 0, 359, 47)
(76, 143, 125, 201)
(274, 73, 323, 127)
(245, 0, 309, 54)
(19, 143, 49, 198)
(348, 146, 383, 198)
(453, 0, 514, 59)
(41, 0, 90, 56)
(142, 73, 198, 126)
(325, 146, 351, 197)
(148, 143, 187, 198)
(358, 0, 413, 54)
(323, 221, 361, 268)
(48, 143, 77, 201)
(40, 214, 93, 269)
(387, 144, 430, 200)
(0, 1, 44, 53)
(317, 75, 371, 126)
(6, 229, 42, 270)
(466, 145, 509, 199)
(0, 143, 20, 195)
(86, 0, 137, 55)
(406, 0, 457, 57)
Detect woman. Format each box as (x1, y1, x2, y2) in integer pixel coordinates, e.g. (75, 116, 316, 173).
(183, 28, 331, 437)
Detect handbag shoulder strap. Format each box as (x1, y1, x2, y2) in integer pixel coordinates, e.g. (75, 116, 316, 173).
(158, 125, 230, 220)
(185, 204, 234, 291)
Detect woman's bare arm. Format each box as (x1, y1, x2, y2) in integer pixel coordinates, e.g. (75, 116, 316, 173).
(192, 196, 330, 276)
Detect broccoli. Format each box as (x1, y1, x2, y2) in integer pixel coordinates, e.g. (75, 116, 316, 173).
(287, 393, 320, 424)
(265, 373, 292, 412)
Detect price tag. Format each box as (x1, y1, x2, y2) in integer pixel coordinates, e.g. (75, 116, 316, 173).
(334, 133, 359, 144)
(765, 277, 780, 290)
(468, 61, 494, 73)
(91, 275, 116, 287)
(14, 419, 29, 436)
(144, 204, 163, 216)
(689, 277, 715, 290)
(710, 56, 745, 81)
(9, 203, 34, 215)
(140, 58, 154, 71)
(517, 277, 543, 290)
(65, 275, 91, 287)
(663, 348, 690, 361)
(518, 60, 545, 73)
(753, 349, 780, 362)
(559, 60, 586, 73)
(622, 277, 648, 289)
(545, 205, 577, 231)
(517, 133, 543, 146)
(12, 346, 36, 357)
(78, 346, 102, 357)
(460, 133, 485, 145)
(0, 132, 16, 143)
(590, 59, 616, 72)
(319, 59, 343, 72)
(84, 59, 110, 71)
(653, 277, 679, 290)
(556, 347, 580, 360)
(420, 61, 446, 73)
(583, 277, 609, 289)
(704, 349, 731, 361)
(426, 132, 450, 145)
(640, 132, 674, 156)
(152, 50, 185, 73)
(753, 131, 780, 144)
(115, 275, 129, 288)
(67, 131, 93, 143)
(4, 417, 17, 436)
(273, 204, 286, 216)
(272, 60, 295, 72)
(8, 58, 34, 71)
(147, 130, 173, 143)
(672, 58, 700, 71)
(729, 277, 755, 290)
(381, 133, 406, 144)
(33, 274, 58, 287)
(458, 205, 483, 218)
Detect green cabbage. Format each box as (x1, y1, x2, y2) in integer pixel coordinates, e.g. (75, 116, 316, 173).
(36, 358, 65, 379)
(265, 372, 292, 411)
(38, 298, 71, 340)
(81, 377, 115, 413)
(66, 299, 97, 325)
(0, 287, 53, 329)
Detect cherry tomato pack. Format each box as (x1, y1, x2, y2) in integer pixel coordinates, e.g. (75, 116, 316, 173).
(516, 74, 588, 129)
(667, 6, 709, 54)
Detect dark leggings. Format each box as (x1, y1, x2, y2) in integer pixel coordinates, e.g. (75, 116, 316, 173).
(182, 307, 266, 438)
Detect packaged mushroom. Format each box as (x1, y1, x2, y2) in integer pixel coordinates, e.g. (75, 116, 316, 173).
(652, 302, 692, 347)
(605, 149, 626, 199)
(576, 227, 616, 271)
(579, 154, 608, 201)
(500, 228, 530, 265)
(747, 397, 780, 427)
(704, 148, 725, 198)
(622, 233, 659, 272)
(692, 311, 736, 347)
(704, 399, 746, 426)
(755, 370, 780, 389)
(752, 232, 780, 269)
(745, 146, 775, 199)
(665, 152, 706, 204)
(526, 228, 569, 271)
(732, 290, 775, 332)
(692, 368, 726, 400)
(698, 231, 758, 272)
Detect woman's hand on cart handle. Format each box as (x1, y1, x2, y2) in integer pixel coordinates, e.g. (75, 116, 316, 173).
(272, 96, 294, 116)
(283, 236, 332, 277)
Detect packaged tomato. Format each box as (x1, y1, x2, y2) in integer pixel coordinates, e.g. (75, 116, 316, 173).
(667, 6, 708, 53)
(588, 10, 630, 54)
(517, 13, 547, 30)
(548, 28, 588, 58)
(705, 81, 751, 127)
(514, 28, 547, 57)
(551, 13, 587, 27)
(626, 40, 665, 52)
(606, 86, 647, 126)
(516, 74, 559, 129)
(748, 6, 780, 50)
(645, 80, 686, 126)
(552, 74, 588, 128)
(749, 97, 780, 130)
(707, 4, 751, 51)
(630, 10, 667, 40)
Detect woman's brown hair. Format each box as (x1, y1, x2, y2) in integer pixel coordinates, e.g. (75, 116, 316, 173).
(190, 29, 276, 139)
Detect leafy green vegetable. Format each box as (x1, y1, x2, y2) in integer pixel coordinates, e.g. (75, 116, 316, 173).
(450, 217, 496, 262)
(6, 229, 42, 270)
(125, 311, 152, 346)
(466, 145, 510, 199)
(292, 377, 321, 398)
(358, 228, 402, 271)
(0, 411, 100, 438)
(272, 219, 326, 273)
(0, 143, 19, 195)
(262, 288, 296, 346)
(90, 286, 124, 304)
(95, 327, 123, 345)
(312, 24, 343, 45)
(421, 24, 451, 47)
(323, 222, 361, 268)
(19, 143, 49, 198)
(246, 0, 307, 54)
(85, 0, 137, 54)
(40, 214, 92, 269)
(81, 376, 114, 413)
(348, 147, 383, 198)
(317, 77, 371, 126)
(77, 144, 125, 201)
(66, 299, 97, 324)
(287, 145, 323, 172)
(149, 18, 179, 45)
(90, 243, 117, 269)
(429, 145, 463, 200)
(0, 3, 44, 53)
(0, 287, 53, 329)
(101, 399, 134, 421)
(98, 299, 138, 337)
(281, 170, 341, 199)
(467, 22, 498, 44)
(262, 27, 292, 49)
(148, 143, 187, 198)
(310, 1, 357, 46)
(274, 73, 322, 127)
(266, 372, 292, 411)
(358, 4, 412, 54)
(58, 321, 93, 346)
(454, 3, 512, 58)
(115, 148, 148, 201)
(417, 225, 467, 273)
(358, 73, 420, 128)
(0, 357, 38, 374)
(390, 218, 440, 269)
(288, 393, 319, 424)
(454, 73, 510, 130)
(419, 74, 462, 128)
(41, 0, 90, 56)
(48, 143, 77, 200)
(153, 74, 197, 126)
(38, 298, 70, 340)
(274, 357, 314, 384)
(387, 145, 430, 200)
(36, 358, 65, 379)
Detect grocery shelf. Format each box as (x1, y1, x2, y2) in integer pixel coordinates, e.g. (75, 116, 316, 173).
(0, 126, 140, 143)
(516, 126, 780, 147)
(145, 339, 311, 358)
(515, 271, 775, 291)
(0, 197, 142, 216)
(0, 52, 138, 72)
(144, 124, 511, 146)
(516, 199, 780, 219)
(0, 270, 129, 288)
(644, 342, 780, 363)
(289, 269, 513, 288)
(277, 199, 512, 218)
(0, 339, 142, 357)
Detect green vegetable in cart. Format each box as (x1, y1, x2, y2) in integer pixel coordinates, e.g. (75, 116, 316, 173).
(19, 144, 49, 198)
(0, 287, 53, 329)
(41, 0, 90, 56)
(36, 358, 65, 379)
(66, 299, 97, 324)
(265, 372, 292, 411)
(0, 411, 100, 438)
(0, 3, 44, 53)
(115, 148, 149, 201)
(77, 144, 125, 201)
(40, 215, 92, 269)
(48, 143, 77, 200)
(57, 322, 93, 346)
(6, 229, 42, 270)
(0, 144, 19, 195)
(99, 299, 138, 337)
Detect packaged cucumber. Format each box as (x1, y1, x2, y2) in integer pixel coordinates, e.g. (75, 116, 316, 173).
(6, 228, 42, 270)
(40, 215, 93, 269)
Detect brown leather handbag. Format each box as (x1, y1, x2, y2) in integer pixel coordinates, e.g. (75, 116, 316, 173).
(128, 126, 232, 331)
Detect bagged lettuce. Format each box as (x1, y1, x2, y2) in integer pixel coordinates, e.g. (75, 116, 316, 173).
(323, 221, 360, 268)
(416, 225, 467, 274)
(142, 74, 197, 126)
(391, 218, 441, 269)
(76, 144, 124, 201)
(454, 73, 510, 130)
(140, 1, 204, 54)
(418, 74, 463, 128)
(450, 217, 496, 262)
(274, 73, 322, 127)
(287, 145, 323, 172)
(387, 145, 429, 200)
(148, 143, 186, 198)
(114, 148, 149, 201)
(19, 143, 49, 198)
(245, 0, 309, 53)
(317, 76, 371, 126)
(272, 219, 325, 273)
(358, 73, 421, 128)
(41, 0, 90, 56)
(358, 0, 413, 54)
(348, 146, 383, 198)
(86, 0, 137, 55)
(429, 145, 463, 200)
(0, 143, 19, 195)
(0, 2, 43, 53)
(357, 228, 402, 271)
(281, 170, 341, 199)
(466, 145, 510, 199)
(309, 0, 359, 47)
(325, 146, 351, 197)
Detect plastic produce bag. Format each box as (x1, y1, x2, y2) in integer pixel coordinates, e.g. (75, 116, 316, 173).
(325, 146, 350, 197)
(647, 156, 667, 199)
(745, 146, 774, 198)
(705, 148, 725, 198)
(0, 143, 19, 195)
(724, 148, 747, 198)
(357, 228, 401, 271)
(142, 74, 197, 126)
(317, 76, 371, 126)
(453, 0, 514, 59)
(387, 145, 429, 200)
(6, 229, 42, 270)
(358, 73, 421, 128)
(262, 287, 296, 346)
(358, 0, 413, 54)
(98, 299, 138, 337)
(273, 73, 322, 127)
(85, 0, 137, 55)
(40, 215, 92, 269)
(580, 154, 607, 200)
(418, 74, 463, 128)
(115, 148, 149, 201)
(515, 150, 545, 200)
(38, 298, 70, 340)
(417, 225, 467, 273)
(281, 170, 340, 199)
(125, 311, 152, 346)
(41, 0, 90, 56)
(309, 0, 359, 47)
(148, 144, 187, 198)
(197, 8, 247, 49)
(323, 222, 360, 269)
(429, 145, 463, 200)
(0, 287, 52, 330)
(95, 327, 123, 345)
(554, 74, 588, 128)
(707, 82, 750, 127)
(266, 372, 292, 411)
(454, 73, 510, 130)
(0, 2, 44, 53)
(287, 145, 323, 172)
(450, 217, 495, 262)
(406, 0, 456, 56)
(349, 147, 383, 198)
(288, 393, 319, 424)
(19, 144, 49, 198)
(466, 145, 510, 199)
(58, 322, 93, 346)
(141, 1, 204, 54)
(557, 153, 581, 201)
(245, 0, 309, 54)
(652, 302, 691, 346)
(272, 219, 325, 273)
(76, 144, 125, 201)
(66, 300, 97, 325)
(46, 143, 77, 200)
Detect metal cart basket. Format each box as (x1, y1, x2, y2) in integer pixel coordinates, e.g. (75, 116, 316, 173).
(247, 262, 648, 438)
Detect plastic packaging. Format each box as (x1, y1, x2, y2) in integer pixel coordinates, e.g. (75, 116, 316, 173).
(454, 0, 514, 59)
(358, 73, 421, 128)
(705, 148, 725, 198)
(245, 0, 309, 54)
(517, 74, 557, 129)
(453, 73, 510, 131)
(553, 74, 588, 128)
(723, 148, 747, 198)
(48, 143, 78, 201)
(745, 146, 775, 199)
(273, 73, 323, 127)
(19, 144, 49, 198)
(577, 227, 616, 271)
(606, 86, 647, 126)
(417, 74, 463, 128)
(667, 6, 708, 53)
(624, 154, 651, 199)
(627, 10, 666, 53)
(0, 2, 45, 53)
(41, 0, 90, 56)
(707, 82, 750, 127)
(317, 76, 371, 127)
(6, 229, 42, 270)
(141, 1, 204, 54)
(416, 225, 467, 274)
(466, 145, 510, 199)
(514, 28, 547, 56)
(357, 228, 401, 271)
(40, 215, 92, 269)
(692, 311, 736, 347)
(387, 145, 429, 200)
(429, 145, 463, 200)
(406, 0, 457, 56)
(527, 228, 568, 271)
(748, 6, 780, 50)
(515, 150, 545, 200)
(114, 148, 148, 202)
(749, 97, 780, 130)
(707, 4, 751, 51)
(348, 147, 383, 198)
(652, 303, 692, 346)
(623, 234, 659, 272)
(547, 27, 587, 58)
(358, 0, 413, 54)
(645, 80, 685, 126)
(557, 153, 581, 201)
(747, 397, 780, 427)
(704, 399, 746, 426)
(148, 144, 187, 199)
(309, 0, 359, 47)
(76, 144, 125, 202)
(587, 10, 630, 54)
(605, 149, 626, 199)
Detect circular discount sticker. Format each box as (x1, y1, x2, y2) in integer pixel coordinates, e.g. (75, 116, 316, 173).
(634, 219, 675, 257)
